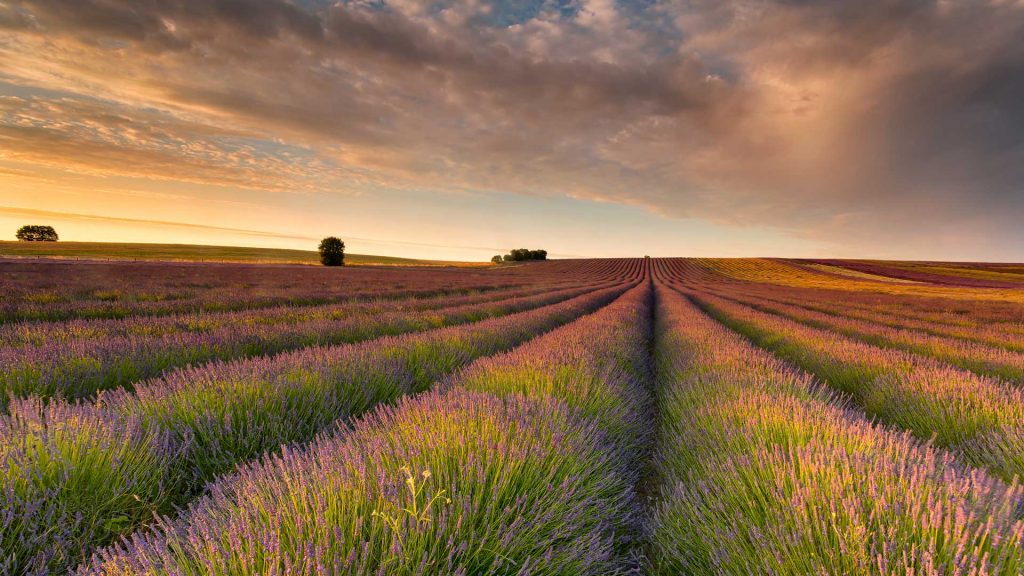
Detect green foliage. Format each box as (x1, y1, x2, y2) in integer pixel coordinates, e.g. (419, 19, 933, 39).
(371, 466, 451, 562)
(318, 236, 346, 266)
(490, 255, 503, 264)
(16, 225, 58, 242)
(499, 248, 547, 262)
(1, 399, 179, 573)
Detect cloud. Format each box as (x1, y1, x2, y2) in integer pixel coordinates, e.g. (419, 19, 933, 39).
(0, 206, 321, 241)
(1, 0, 1023, 256)
(0, 93, 372, 193)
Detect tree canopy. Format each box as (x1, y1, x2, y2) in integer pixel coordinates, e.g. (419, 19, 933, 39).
(494, 248, 547, 263)
(16, 225, 58, 242)
(318, 237, 345, 266)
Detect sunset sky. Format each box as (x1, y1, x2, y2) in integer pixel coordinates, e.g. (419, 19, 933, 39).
(1, 0, 1022, 261)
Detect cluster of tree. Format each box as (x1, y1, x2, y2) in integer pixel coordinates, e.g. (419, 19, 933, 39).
(491, 248, 547, 264)
(16, 225, 58, 242)
(318, 236, 346, 266)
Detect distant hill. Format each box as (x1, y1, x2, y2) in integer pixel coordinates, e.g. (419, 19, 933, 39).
(0, 241, 488, 267)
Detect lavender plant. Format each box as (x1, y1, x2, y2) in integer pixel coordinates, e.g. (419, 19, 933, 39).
(0, 281, 609, 409)
(80, 283, 654, 575)
(647, 284, 1024, 574)
(2, 284, 630, 574)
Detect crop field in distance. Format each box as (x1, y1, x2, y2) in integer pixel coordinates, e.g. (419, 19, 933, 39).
(6, 255, 1024, 575)
(0, 241, 487, 267)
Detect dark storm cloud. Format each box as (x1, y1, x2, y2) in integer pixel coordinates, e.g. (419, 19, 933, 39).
(1, 0, 1022, 255)
(2, 0, 323, 47)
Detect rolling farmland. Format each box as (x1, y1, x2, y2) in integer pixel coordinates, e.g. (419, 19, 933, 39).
(5, 257, 1024, 574)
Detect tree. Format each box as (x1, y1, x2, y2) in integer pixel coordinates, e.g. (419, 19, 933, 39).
(490, 255, 504, 264)
(512, 248, 532, 261)
(16, 225, 58, 242)
(498, 248, 547, 262)
(318, 237, 345, 266)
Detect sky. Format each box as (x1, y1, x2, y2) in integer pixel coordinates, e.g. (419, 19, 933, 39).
(1, 0, 1023, 261)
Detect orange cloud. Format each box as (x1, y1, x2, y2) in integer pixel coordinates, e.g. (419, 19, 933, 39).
(1, 0, 1022, 257)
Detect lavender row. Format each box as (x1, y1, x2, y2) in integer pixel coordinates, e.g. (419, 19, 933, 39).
(0, 260, 541, 323)
(715, 282, 1024, 352)
(805, 259, 1024, 289)
(0, 280, 580, 348)
(682, 259, 1024, 332)
(2, 258, 645, 324)
(501, 257, 650, 282)
(730, 280, 1024, 332)
(1, 283, 630, 575)
(0, 281, 605, 409)
(686, 289, 1024, 483)
(647, 284, 1024, 574)
(708, 285, 1024, 383)
(79, 282, 655, 575)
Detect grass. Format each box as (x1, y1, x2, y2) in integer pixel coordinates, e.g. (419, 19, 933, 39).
(0, 241, 489, 267)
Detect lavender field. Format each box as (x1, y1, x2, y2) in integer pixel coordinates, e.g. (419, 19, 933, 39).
(5, 257, 1024, 575)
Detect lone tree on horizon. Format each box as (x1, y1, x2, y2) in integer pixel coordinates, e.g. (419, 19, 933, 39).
(319, 236, 345, 266)
(16, 225, 58, 242)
